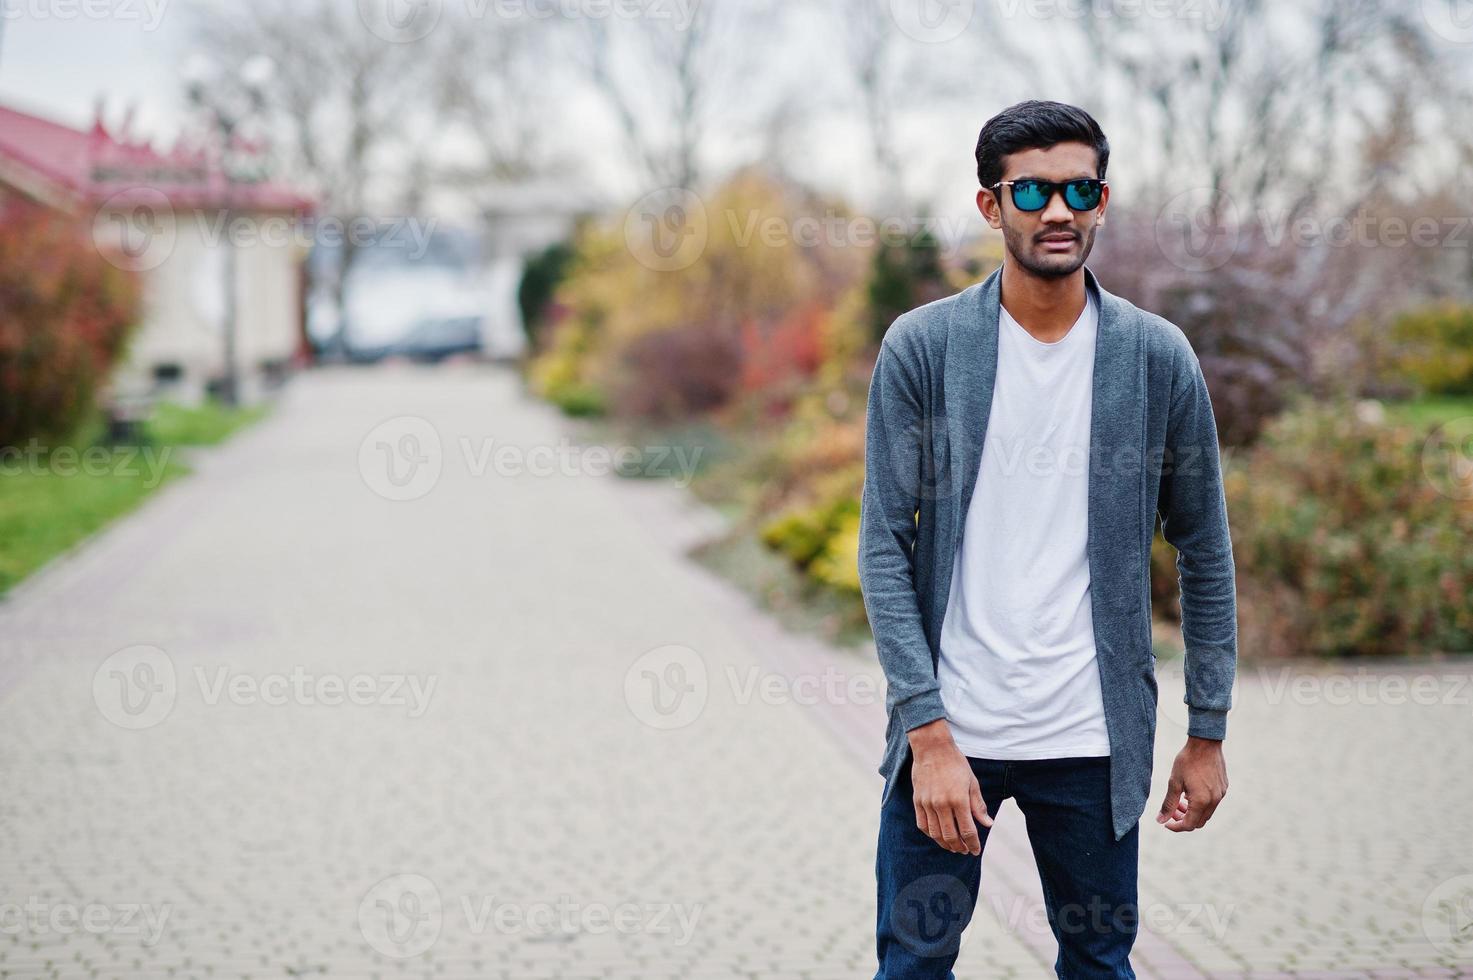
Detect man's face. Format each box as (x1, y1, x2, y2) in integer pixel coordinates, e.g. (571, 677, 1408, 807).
(976, 141, 1108, 280)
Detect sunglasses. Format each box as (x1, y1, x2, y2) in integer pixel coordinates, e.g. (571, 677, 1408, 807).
(989, 178, 1107, 212)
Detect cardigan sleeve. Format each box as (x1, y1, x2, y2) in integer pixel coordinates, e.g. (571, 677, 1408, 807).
(1157, 346, 1239, 739)
(858, 340, 949, 734)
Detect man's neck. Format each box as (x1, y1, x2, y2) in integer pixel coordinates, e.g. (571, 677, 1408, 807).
(999, 259, 1089, 344)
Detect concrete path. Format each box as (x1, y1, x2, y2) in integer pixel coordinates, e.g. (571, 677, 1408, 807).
(0, 364, 1469, 978)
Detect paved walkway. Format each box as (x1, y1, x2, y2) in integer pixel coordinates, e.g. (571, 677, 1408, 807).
(0, 364, 1469, 978)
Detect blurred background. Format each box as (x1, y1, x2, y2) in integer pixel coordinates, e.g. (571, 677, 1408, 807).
(1, 1, 1472, 977)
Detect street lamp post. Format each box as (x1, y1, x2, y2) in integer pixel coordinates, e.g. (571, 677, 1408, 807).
(184, 55, 273, 407)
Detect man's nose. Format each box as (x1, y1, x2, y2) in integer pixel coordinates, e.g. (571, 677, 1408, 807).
(1040, 189, 1074, 223)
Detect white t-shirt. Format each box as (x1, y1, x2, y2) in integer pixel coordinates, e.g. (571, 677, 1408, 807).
(936, 292, 1111, 760)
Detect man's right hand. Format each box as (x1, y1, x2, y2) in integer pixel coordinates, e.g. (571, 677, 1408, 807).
(907, 719, 992, 855)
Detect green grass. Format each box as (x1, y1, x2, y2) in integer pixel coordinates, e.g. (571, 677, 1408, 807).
(0, 398, 271, 596)
(144, 399, 270, 446)
(1383, 394, 1473, 430)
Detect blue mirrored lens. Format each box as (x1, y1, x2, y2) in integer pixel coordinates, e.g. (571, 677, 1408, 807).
(1011, 180, 1049, 211)
(1064, 180, 1102, 210)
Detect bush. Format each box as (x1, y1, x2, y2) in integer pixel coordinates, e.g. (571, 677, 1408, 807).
(760, 495, 862, 595)
(866, 223, 950, 345)
(528, 167, 867, 422)
(1388, 303, 1473, 396)
(0, 199, 141, 447)
(1214, 397, 1473, 658)
(611, 319, 743, 421)
(517, 239, 575, 348)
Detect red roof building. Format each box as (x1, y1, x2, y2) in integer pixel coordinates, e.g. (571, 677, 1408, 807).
(0, 101, 316, 404)
(0, 101, 312, 213)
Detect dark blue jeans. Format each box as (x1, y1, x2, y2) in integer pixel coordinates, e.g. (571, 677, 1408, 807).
(875, 753, 1139, 979)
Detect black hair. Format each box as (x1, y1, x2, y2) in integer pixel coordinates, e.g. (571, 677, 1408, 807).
(974, 100, 1110, 190)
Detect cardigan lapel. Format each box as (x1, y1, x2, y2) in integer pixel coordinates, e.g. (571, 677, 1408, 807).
(1085, 269, 1147, 616)
(942, 264, 1145, 615)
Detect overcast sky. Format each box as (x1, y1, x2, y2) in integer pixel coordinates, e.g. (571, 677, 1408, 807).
(0, 0, 1001, 235)
(3, 0, 1468, 239)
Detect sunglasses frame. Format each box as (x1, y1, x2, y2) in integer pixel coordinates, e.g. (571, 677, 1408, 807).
(988, 178, 1108, 213)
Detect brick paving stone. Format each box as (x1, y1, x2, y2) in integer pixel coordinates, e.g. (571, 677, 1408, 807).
(1, 364, 1469, 979)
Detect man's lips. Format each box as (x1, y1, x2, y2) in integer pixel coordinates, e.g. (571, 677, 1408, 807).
(1039, 234, 1078, 250)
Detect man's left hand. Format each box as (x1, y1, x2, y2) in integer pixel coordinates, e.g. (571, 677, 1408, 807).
(1156, 736, 1228, 832)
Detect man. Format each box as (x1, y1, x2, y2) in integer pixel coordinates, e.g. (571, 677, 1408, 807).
(858, 100, 1238, 979)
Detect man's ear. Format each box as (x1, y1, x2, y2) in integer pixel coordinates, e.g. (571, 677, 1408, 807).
(976, 188, 1002, 229)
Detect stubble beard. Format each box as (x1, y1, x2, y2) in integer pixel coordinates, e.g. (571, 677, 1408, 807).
(1002, 220, 1099, 280)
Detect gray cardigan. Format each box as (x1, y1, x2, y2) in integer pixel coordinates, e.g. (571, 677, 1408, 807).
(857, 265, 1237, 841)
